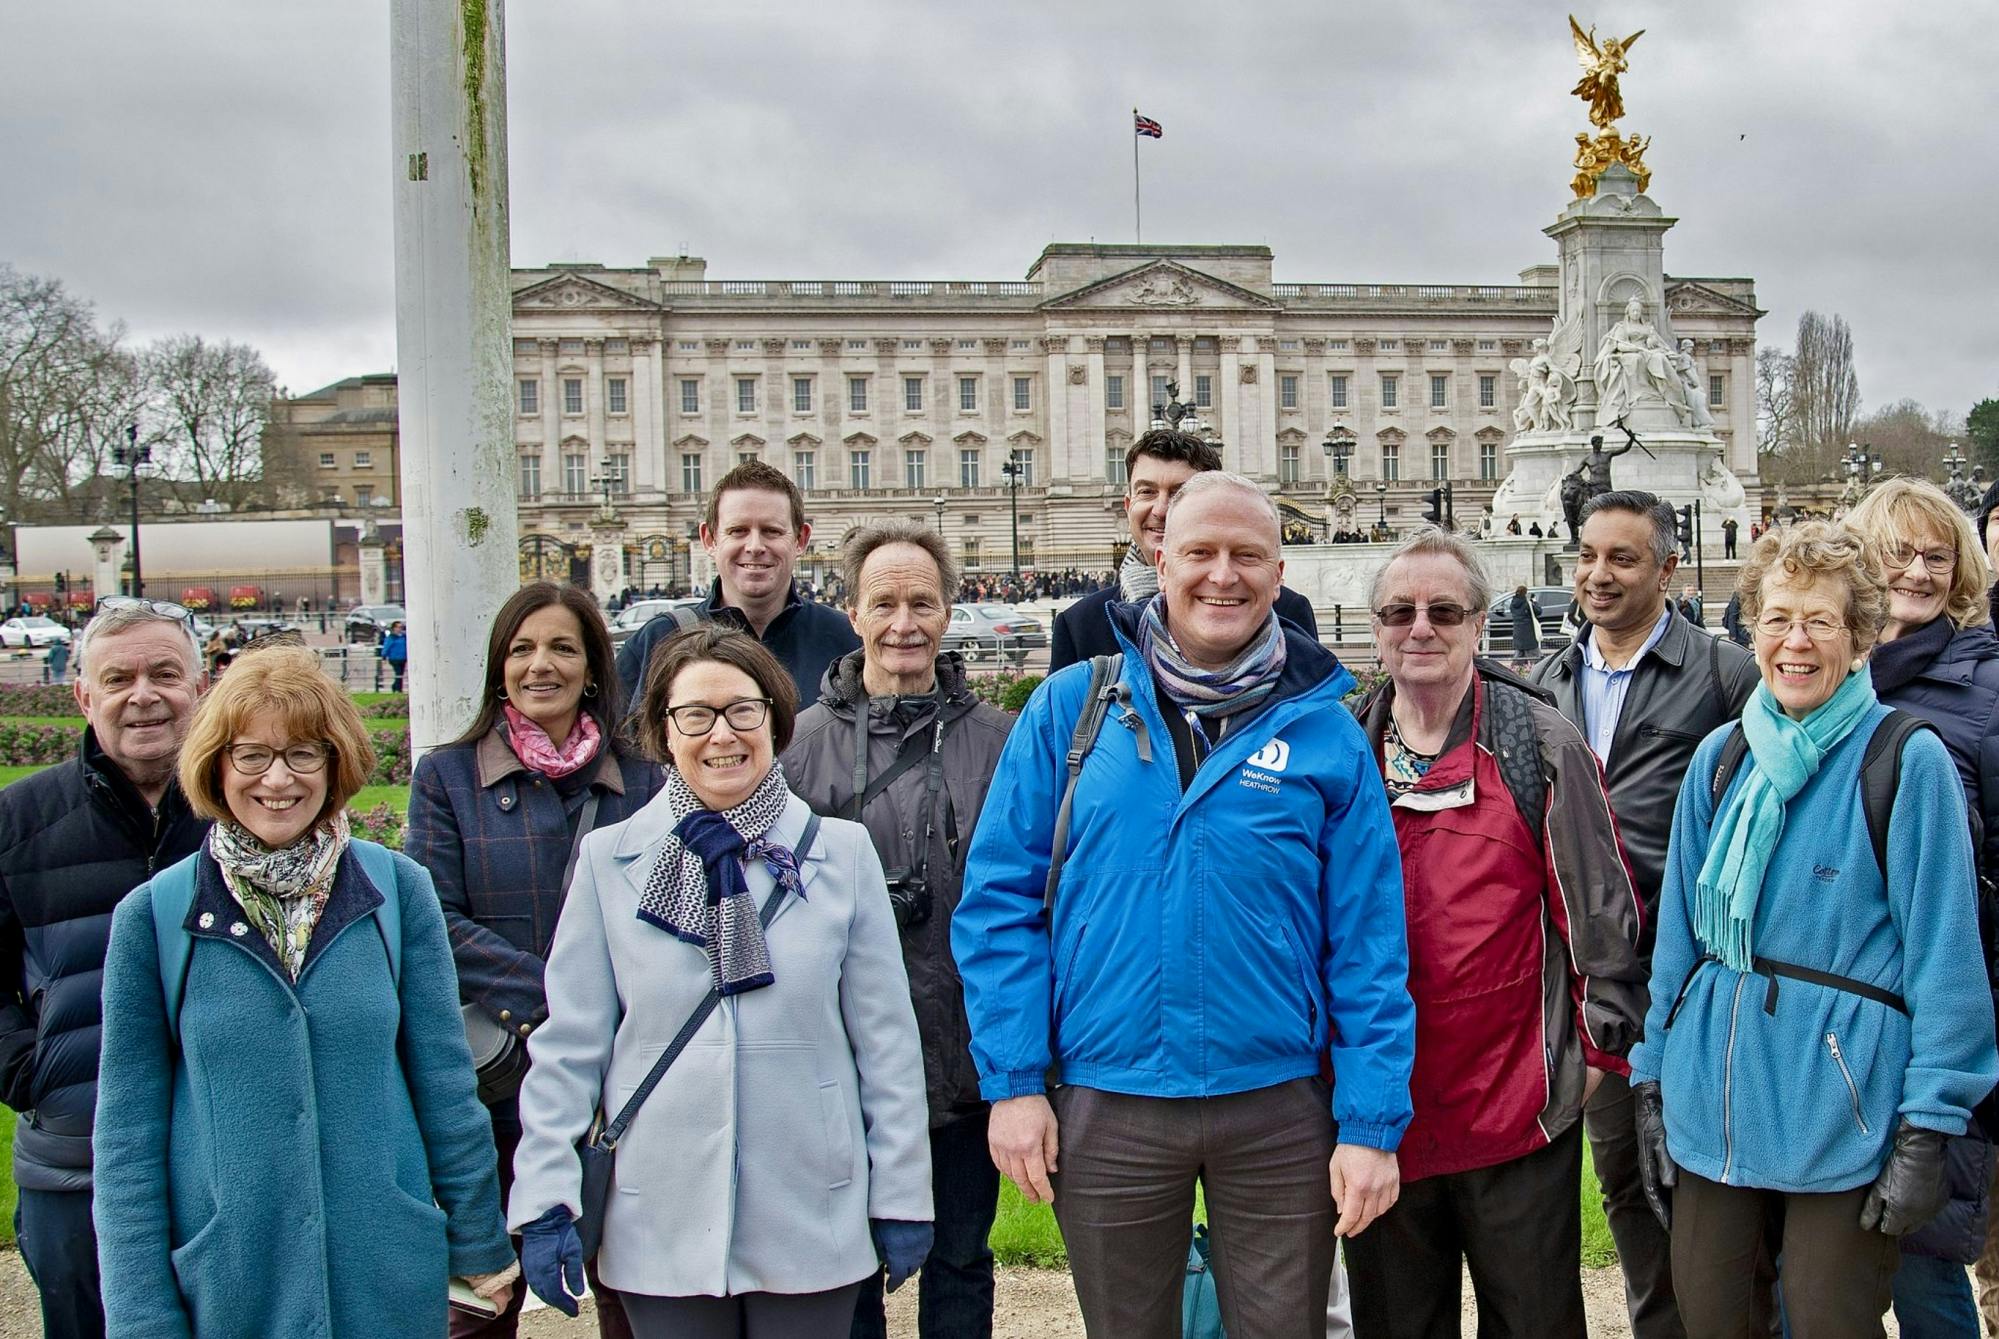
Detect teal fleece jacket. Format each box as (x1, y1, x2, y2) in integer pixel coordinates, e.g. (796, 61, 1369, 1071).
(1629, 707, 1999, 1193)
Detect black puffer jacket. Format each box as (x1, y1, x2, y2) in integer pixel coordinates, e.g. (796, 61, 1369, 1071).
(0, 730, 208, 1190)
(781, 650, 1012, 1127)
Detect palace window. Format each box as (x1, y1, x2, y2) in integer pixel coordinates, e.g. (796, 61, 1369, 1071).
(959, 449, 981, 488)
(1479, 441, 1498, 480)
(607, 378, 627, 415)
(1106, 447, 1127, 486)
(518, 455, 541, 499)
(563, 453, 588, 495)
(1195, 374, 1212, 408)
(1431, 443, 1450, 479)
(605, 339, 628, 354)
(680, 379, 700, 414)
(518, 379, 538, 415)
(1013, 376, 1032, 411)
(1151, 375, 1169, 410)
(354, 451, 372, 469)
(795, 451, 815, 491)
(793, 377, 813, 413)
(1280, 375, 1299, 409)
(1330, 375, 1349, 409)
(560, 339, 583, 355)
(1431, 375, 1448, 409)
(1280, 442, 1300, 483)
(1008, 448, 1035, 487)
(849, 376, 868, 413)
(850, 449, 871, 490)
(1380, 376, 1399, 409)
(1106, 375, 1125, 410)
(563, 379, 583, 415)
(736, 377, 757, 413)
(959, 376, 979, 412)
(681, 453, 703, 493)
(904, 376, 924, 412)
(605, 454, 631, 495)
(1429, 340, 1447, 352)
(1478, 374, 1496, 409)
(1710, 374, 1726, 408)
(1382, 443, 1401, 480)
(318, 452, 336, 469)
(905, 449, 927, 489)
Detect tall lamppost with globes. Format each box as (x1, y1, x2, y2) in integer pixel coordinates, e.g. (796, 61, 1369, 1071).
(1843, 441, 1883, 494)
(111, 423, 151, 597)
(1374, 479, 1389, 533)
(1000, 455, 1024, 580)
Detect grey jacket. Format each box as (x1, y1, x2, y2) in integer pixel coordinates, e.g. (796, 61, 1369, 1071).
(508, 787, 931, 1297)
(782, 650, 1013, 1127)
(1530, 605, 1757, 958)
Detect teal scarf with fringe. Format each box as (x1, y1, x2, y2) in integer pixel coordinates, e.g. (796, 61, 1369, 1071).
(1693, 665, 1877, 971)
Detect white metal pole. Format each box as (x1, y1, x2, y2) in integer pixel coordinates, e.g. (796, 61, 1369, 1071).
(390, 0, 519, 761)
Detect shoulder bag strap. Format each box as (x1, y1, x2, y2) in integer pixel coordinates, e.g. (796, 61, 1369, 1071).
(594, 811, 821, 1150)
(149, 855, 202, 1042)
(350, 840, 403, 986)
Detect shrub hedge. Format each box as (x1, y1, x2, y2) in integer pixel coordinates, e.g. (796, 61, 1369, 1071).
(0, 722, 412, 786)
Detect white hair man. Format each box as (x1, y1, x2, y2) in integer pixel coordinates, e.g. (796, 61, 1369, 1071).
(0, 599, 211, 1339)
(956, 472, 1415, 1336)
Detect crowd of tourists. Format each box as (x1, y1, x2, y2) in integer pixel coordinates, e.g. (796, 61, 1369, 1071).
(4, 440, 1999, 1339)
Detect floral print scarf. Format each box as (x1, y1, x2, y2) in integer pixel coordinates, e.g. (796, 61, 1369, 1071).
(209, 811, 352, 981)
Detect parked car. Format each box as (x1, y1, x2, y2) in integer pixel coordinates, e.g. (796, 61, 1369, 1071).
(941, 603, 1047, 666)
(345, 603, 406, 643)
(610, 598, 702, 648)
(1482, 586, 1575, 656)
(0, 616, 74, 649)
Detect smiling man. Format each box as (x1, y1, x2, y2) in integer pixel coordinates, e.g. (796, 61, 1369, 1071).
(1530, 490, 1755, 1339)
(0, 599, 211, 1339)
(956, 472, 1413, 1338)
(615, 460, 859, 710)
(1048, 427, 1318, 671)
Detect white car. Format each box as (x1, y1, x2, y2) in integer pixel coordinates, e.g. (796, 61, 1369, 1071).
(611, 599, 701, 646)
(1, 616, 74, 649)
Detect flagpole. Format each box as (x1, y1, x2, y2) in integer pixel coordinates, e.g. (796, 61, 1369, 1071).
(1132, 108, 1142, 244)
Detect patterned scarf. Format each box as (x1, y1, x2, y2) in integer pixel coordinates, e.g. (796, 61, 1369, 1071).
(1118, 545, 1160, 602)
(502, 703, 603, 778)
(1136, 593, 1288, 723)
(636, 764, 804, 996)
(1693, 667, 1876, 972)
(209, 811, 352, 982)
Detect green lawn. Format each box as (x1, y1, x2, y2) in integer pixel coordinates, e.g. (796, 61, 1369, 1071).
(350, 785, 412, 814)
(0, 1107, 13, 1245)
(0, 766, 44, 788)
(1, 716, 410, 733)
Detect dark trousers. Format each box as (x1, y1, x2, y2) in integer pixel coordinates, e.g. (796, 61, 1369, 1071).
(449, 1106, 634, 1339)
(1674, 1170, 1899, 1339)
(1344, 1121, 1587, 1339)
(1049, 1078, 1336, 1339)
(850, 1108, 999, 1339)
(622, 1282, 865, 1338)
(1588, 1070, 1686, 1339)
(16, 1185, 105, 1339)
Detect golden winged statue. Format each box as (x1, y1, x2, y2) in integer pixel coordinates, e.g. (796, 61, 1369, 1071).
(1570, 16, 1644, 128)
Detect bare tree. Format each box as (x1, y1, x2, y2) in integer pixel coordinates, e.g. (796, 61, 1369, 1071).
(1756, 347, 1795, 459)
(143, 334, 277, 510)
(0, 266, 132, 522)
(1855, 398, 1951, 479)
(1791, 310, 1861, 462)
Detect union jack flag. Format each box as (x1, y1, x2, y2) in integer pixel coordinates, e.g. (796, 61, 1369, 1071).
(1134, 113, 1163, 138)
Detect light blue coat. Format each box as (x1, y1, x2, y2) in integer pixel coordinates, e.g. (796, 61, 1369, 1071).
(509, 788, 931, 1297)
(1629, 708, 1999, 1192)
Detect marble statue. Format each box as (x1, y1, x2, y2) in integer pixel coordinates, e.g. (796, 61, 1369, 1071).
(1592, 297, 1681, 428)
(1570, 17, 1644, 128)
(1512, 334, 1580, 433)
(1700, 454, 1746, 512)
(1671, 338, 1715, 429)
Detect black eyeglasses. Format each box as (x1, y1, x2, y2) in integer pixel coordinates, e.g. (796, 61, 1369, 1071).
(665, 699, 771, 736)
(240, 628, 307, 652)
(1373, 601, 1475, 628)
(96, 596, 194, 625)
(224, 742, 333, 775)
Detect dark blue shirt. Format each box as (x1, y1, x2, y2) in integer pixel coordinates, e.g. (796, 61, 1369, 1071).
(614, 579, 860, 714)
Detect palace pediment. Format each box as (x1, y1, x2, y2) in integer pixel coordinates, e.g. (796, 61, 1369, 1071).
(1040, 261, 1281, 313)
(1662, 281, 1762, 319)
(513, 272, 665, 312)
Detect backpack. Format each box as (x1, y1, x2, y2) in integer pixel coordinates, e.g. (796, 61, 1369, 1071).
(149, 840, 403, 1041)
(1042, 654, 1147, 911)
(1182, 1223, 1226, 1338)
(1707, 710, 1934, 883)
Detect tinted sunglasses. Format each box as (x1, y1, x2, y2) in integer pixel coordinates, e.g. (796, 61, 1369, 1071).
(1372, 601, 1475, 628)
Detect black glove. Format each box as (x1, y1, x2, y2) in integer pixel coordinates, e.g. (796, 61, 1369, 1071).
(1859, 1121, 1948, 1236)
(1633, 1080, 1677, 1230)
(519, 1205, 586, 1317)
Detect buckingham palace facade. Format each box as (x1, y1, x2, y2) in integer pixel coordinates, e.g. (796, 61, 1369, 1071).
(507, 243, 1760, 585)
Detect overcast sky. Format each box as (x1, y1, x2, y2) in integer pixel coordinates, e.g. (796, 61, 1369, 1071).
(7, 0, 1995, 419)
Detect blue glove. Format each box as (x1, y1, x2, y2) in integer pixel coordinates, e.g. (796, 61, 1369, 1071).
(520, 1205, 586, 1317)
(871, 1218, 934, 1294)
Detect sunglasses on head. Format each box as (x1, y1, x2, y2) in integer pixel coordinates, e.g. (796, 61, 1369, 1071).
(1372, 601, 1475, 628)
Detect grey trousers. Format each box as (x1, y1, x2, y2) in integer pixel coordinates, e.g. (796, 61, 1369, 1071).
(620, 1282, 866, 1339)
(1050, 1078, 1338, 1339)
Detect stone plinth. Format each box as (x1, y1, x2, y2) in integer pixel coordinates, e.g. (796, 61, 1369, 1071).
(88, 527, 125, 605)
(589, 515, 626, 604)
(358, 537, 387, 606)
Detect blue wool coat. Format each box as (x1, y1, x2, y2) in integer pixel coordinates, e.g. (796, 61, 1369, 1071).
(92, 846, 514, 1339)
(1629, 705, 1999, 1193)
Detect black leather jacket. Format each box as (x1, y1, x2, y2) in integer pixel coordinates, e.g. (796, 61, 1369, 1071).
(1530, 606, 1758, 960)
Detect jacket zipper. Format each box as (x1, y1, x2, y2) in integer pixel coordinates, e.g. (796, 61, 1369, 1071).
(1720, 974, 1747, 1183)
(1825, 1032, 1870, 1134)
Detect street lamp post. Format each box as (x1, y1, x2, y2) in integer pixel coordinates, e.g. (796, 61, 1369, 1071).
(1375, 479, 1389, 532)
(110, 423, 151, 597)
(1842, 441, 1883, 493)
(932, 494, 946, 532)
(1000, 456, 1024, 580)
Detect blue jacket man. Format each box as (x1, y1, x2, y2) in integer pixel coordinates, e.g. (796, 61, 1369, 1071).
(954, 471, 1414, 1337)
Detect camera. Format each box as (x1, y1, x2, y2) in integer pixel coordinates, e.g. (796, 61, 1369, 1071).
(885, 870, 932, 930)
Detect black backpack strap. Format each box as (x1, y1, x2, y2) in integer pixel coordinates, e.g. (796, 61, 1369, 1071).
(1709, 723, 1751, 810)
(1043, 655, 1126, 912)
(1860, 710, 1935, 883)
(1483, 678, 1549, 850)
(1706, 629, 1725, 706)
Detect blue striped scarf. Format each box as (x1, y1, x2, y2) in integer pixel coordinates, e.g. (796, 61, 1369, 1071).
(1137, 593, 1288, 723)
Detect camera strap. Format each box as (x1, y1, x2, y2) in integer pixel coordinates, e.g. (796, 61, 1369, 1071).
(850, 702, 964, 892)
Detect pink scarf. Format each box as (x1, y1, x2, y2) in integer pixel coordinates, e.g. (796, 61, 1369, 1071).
(502, 703, 603, 778)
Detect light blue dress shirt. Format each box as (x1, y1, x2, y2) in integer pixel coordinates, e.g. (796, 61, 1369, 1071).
(1578, 606, 1673, 763)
